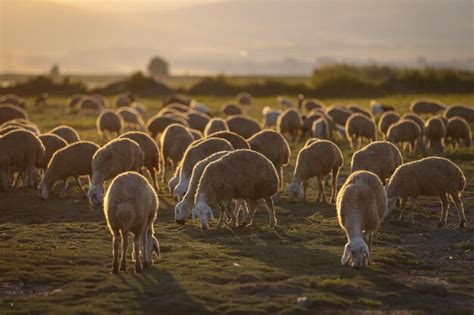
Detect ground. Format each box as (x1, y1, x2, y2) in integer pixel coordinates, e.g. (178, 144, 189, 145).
(0, 94, 473, 314)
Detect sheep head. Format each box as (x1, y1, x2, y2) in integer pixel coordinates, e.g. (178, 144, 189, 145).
(37, 182, 49, 200)
(87, 184, 104, 206)
(193, 201, 214, 230)
(341, 237, 371, 268)
(286, 182, 304, 202)
(175, 199, 192, 224)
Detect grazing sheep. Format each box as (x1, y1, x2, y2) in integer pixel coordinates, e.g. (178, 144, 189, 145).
(67, 94, 85, 111)
(0, 119, 39, 135)
(38, 134, 68, 170)
(277, 108, 303, 142)
(116, 107, 145, 131)
(222, 102, 244, 116)
(193, 149, 279, 229)
(204, 118, 228, 136)
(190, 101, 212, 116)
(207, 131, 250, 150)
(0, 130, 45, 189)
(186, 111, 210, 132)
(37, 141, 99, 199)
(387, 119, 422, 153)
(444, 104, 474, 123)
(104, 171, 160, 273)
(173, 138, 234, 200)
(345, 113, 377, 149)
(97, 110, 123, 139)
(378, 111, 400, 138)
(160, 103, 190, 114)
(236, 92, 252, 106)
(386, 157, 467, 228)
(226, 115, 262, 139)
(146, 114, 188, 138)
(88, 138, 144, 206)
(326, 106, 352, 127)
(49, 125, 81, 144)
(302, 98, 325, 112)
(262, 106, 281, 129)
(347, 105, 372, 118)
(248, 130, 290, 189)
(370, 100, 394, 116)
(311, 117, 331, 140)
(189, 128, 203, 140)
(79, 96, 104, 112)
(402, 113, 425, 132)
(351, 141, 403, 185)
(424, 116, 446, 152)
(35, 93, 48, 108)
(175, 151, 231, 225)
(445, 117, 471, 148)
(277, 96, 293, 108)
(0, 104, 28, 125)
(131, 102, 147, 117)
(287, 140, 343, 204)
(162, 93, 193, 107)
(119, 131, 161, 191)
(337, 171, 386, 268)
(301, 113, 325, 139)
(410, 99, 446, 115)
(115, 94, 132, 108)
(0, 94, 26, 108)
(159, 124, 194, 182)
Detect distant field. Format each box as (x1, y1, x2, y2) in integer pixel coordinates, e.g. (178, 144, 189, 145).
(0, 94, 473, 314)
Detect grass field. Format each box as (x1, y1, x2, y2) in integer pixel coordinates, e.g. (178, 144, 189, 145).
(1, 94, 473, 314)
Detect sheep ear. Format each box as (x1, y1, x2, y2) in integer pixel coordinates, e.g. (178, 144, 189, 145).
(341, 243, 351, 266)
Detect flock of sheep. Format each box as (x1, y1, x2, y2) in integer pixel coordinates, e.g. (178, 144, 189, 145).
(0, 92, 472, 271)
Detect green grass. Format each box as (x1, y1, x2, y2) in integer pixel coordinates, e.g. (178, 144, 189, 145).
(1, 94, 474, 313)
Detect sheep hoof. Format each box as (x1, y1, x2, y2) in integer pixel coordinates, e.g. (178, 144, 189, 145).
(437, 221, 445, 228)
(459, 220, 466, 228)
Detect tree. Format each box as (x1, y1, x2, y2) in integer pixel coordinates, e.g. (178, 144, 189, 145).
(50, 64, 60, 76)
(147, 56, 169, 77)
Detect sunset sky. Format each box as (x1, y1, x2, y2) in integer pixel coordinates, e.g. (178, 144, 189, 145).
(0, 0, 472, 74)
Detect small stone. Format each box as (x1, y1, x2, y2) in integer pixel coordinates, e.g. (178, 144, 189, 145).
(296, 296, 311, 307)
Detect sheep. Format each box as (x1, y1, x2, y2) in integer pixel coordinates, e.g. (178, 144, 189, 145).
(410, 99, 446, 115)
(190, 101, 212, 116)
(207, 131, 250, 149)
(116, 107, 145, 131)
(104, 171, 160, 273)
(345, 113, 377, 149)
(0, 94, 26, 109)
(337, 171, 386, 268)
(386, 119, 422, 153)
(262, 107, 281, 129)
(38, 134, 68, 171)
(92, 94, 109, 108)
(78, 96, 104, 112)
(236, 92, 252, 106)
(115, 94, 132, 107)
(189, 128, 203, 140)
(311, 117, 331, 140)
(193, 149, 279, 229)
(0, 104, 28, 125)
(146, 114, 188, 138)
(68, 94, 85, 111)
(351, 141, 403, 185)
(203, 118, 228, 136)
(287, 140, 343, 204)
(276, 96, 293, 108)
(96, 110, 123, 139)
(159, 103, 190, 114)
(302, 98, 325, 112)
(87, 138, 144, 206)
(37, 141, 99, 199)
(162, 93, 193, 107)
(347, 105, 372, 118)
(222, 102, 244, 116)
(175, 151, 231, 225)
(49, 125, 81, 144)
(173, 138, 234, 200)
(131, 102, 147, 117)
(370, 100, 394, 116)
(301, 113, 325, 139)
(186, 111, 210, 132)
(276, 108, 303, 142)
(247, 130, 290, 189)
(445, 117, 471, 148)
(159, 124, 194, 182)
(0, 130, 45, 190)
(386, 157, 467, 228)
(424, 116, 446, 152)
(444, 104, 474, 123)
(326, 106, 352, 127)
(0, 119, 39, 135)
(35, 93, 48, 108)
(226, 115, 261, 139)
(378, 111, 400, 138)
(119, 131, 161, 191)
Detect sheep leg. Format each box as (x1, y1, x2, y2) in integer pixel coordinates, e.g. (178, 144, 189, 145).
(60, 179, 70, 199)
(120, 232, 128, 272)
(302, 180, 308, 202)
(438, 194, 449, 228)
(242, 200, 258, 227)
(133, 235, 143, 273)
(450, 193, 467, 228)
(217, 204, 226, 228)
(161, 157, 166, 183)
(330, 168, 339, 203)
(112, 233, 120, 273)
(150, 168, 159, 193)
(75, 177, 88, 197)
(317, 177, 326, 203)
(264, 197, 277, 227)
(368, 232, 374, 264)
(398, 198, 407, 221)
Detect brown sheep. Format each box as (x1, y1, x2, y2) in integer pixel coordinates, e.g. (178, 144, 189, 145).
(386, 119, 421, 153)
(445, 117, 471, 148)
(444, 104, 474, 123)
(96, 110, 123, 139)
(277, 108, 303, 142)
(116, 107, 145, 131)
(378, 111, 400, 138)
(207, 131, 250, 150)
(0, 104, 28, 125)
(38, 134, 68, 170)
(221, 102, 244, 116)
(345, 113, 377, 149)
(146, 114, 188, 138)
(159, 124, 194, 183)
(204, 118, 228, 136)
(226, 115, 262, 139)
(410, 99, 446, 115)
(49, 125, 81, 144)
(424, 116, 446, 153)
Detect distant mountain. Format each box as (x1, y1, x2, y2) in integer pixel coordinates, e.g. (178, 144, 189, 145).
(1, 0, 473, 74)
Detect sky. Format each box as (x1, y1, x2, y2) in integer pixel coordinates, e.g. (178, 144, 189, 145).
(0, 0, 473, 75)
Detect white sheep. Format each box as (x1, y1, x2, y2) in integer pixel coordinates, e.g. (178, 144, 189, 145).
(87, 138, 144, 206)
(378, 111, 400, 139)
(386, 119, 421, 153)
(345, 113, 377, 149)
(159, 124, 194, 183)
(386, 157, 467, 228)
(337, 170, 387, 268)
(104, 171, 160, 273)
(311, 117, 331, 140)
(116, 107, 145, 131)
(424, 116, 446, 153)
